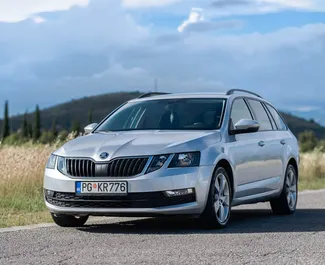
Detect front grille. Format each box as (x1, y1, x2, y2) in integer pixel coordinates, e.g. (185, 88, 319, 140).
(66, 157, 149, 177)
(45, 191, 196, 208)
(66, 159, 96, 177)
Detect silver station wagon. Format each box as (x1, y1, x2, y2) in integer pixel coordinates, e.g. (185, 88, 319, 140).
(44, 89, 299, 228)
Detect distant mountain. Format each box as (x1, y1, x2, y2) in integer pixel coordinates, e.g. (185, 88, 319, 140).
(1, 91, 325, 138)
(288, 109, 325, 126)
(280, 112, 325, 138)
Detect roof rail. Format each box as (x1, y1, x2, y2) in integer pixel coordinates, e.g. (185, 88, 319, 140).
(226, 89, 262, 98)
(137, 92, 170, 99)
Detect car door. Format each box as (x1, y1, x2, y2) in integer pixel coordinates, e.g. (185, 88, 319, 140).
(264, 102, 290, 181)
(227, 98, 271, 198)
(246, 99, 284, 187)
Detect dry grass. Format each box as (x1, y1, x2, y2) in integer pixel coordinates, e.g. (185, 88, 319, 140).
(299, 152, 325, 190)
(0, 145, 324, 228)
(0, 145, 56, 228)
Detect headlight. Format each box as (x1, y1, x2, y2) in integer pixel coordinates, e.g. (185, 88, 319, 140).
(169, 152, 200, 168)
(57, 156, 68, 175)
(146, 154, 170, 174)
(46, 154, 57, 169)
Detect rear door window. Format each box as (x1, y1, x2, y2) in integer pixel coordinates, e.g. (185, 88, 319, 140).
(246, 99, 273, 131)
(265, 104, 288, 131)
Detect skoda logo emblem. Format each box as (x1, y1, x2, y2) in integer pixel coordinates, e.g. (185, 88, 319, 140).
(99, 152, 109, 159)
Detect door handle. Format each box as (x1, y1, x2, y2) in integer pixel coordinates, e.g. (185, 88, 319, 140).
(280, 140, 286, 145)
(258, 141, 265, 147)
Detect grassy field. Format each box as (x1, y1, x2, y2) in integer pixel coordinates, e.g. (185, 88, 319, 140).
(0, 145, 324, 228)
(0, 145, 56, 228)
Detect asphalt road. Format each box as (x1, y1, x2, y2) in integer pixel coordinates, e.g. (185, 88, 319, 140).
(1, 190, 325, 265)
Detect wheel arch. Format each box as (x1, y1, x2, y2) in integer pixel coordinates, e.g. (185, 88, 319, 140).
(287, 157, 299, 180)
(213, 159, 235, 196)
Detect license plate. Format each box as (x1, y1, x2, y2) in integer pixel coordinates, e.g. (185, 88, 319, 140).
(76, 181, 128, 195)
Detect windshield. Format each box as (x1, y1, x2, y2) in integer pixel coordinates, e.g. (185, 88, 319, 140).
(95, 98, 226, 132)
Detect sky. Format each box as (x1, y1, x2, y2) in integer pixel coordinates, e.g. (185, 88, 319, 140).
(0, 0, 325, 122)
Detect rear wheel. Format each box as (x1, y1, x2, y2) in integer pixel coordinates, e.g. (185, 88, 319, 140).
(200, 167, 232, 229)
(270, 164, 298, 215)
(51, 213, 89, 227)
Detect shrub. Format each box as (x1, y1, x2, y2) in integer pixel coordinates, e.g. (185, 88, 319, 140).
(299, 131, 318, 153)
(39, 131, 56, 145)
(58, 130, 69, 142)
(2, 133, 25, 145)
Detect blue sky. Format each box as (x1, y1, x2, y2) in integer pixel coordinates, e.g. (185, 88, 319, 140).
(1, 0, 325, 122)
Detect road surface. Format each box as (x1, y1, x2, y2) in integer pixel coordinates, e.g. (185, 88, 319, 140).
(1, 190, 325, 265)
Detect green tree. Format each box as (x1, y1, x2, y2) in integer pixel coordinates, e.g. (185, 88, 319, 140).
(21, 112, 29, 138)
(71, 121, 80, 134)
(51, 119, 58, 138)
(2, 100, 10, 140)
(88, 109, 93, 124)
(299, 131, 318, 152)
(33, 105, 41, 141)
(28, 123, 33, 138)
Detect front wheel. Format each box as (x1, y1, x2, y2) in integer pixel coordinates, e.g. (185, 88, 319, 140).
(199, 167, 232, 229)
(270, 164, 298, 215)
(51, 213, 89, 227)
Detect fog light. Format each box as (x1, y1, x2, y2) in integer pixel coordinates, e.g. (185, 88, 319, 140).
(164, 188, 194, 197)
(44, 189, 54, 197)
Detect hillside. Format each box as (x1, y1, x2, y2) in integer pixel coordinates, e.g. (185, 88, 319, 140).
(1, 91, 325, 138)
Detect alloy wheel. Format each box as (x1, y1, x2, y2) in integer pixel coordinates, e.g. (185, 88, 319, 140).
(286, 168, 297, 210)
(213, 173, 230, 224)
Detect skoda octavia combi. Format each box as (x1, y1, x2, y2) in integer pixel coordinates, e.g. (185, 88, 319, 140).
(44, 89, 299, 228)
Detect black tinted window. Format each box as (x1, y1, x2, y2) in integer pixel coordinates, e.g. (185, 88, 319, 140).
(247, 99, 272, 131)
(266, 104, 287, 130)
(230, 99, 253, 128)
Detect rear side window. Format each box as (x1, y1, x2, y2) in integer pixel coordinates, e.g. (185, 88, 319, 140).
(246, 99, 273, 131)
(230, 99, 253, 128)
(265, 104, 287, 130)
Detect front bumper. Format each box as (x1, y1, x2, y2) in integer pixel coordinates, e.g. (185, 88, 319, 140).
(43, 165, 214, 216)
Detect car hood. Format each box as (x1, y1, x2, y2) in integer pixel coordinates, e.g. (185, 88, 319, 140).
(54, 130, 222, 160)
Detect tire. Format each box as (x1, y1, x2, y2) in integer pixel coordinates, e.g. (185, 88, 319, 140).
(199, 167, 232, 229)
(270, 164, 298, 215)
(51, 213, 89, 227)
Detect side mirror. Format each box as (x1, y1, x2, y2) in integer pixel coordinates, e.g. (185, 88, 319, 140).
(230, 119, 260, 135)
(84, 123, 98, 134)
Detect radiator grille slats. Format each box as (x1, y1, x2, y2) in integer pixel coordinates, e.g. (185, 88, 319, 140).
(65, 157, 148, 177)
(124, 159, 133, 177)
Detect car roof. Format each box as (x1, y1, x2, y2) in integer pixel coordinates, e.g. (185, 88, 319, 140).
(129, 90, 266, 103)
(129, 93, 229, 102)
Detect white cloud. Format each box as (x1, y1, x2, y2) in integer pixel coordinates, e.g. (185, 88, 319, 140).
(32, 16, 46, 24)
(92, 64, 149, 79)
(0, 0, 89, 22)
(261, 0, 313, 9)
(209, 0, 325, 18)
(177, 7, 242, 33)
(178, 8, 204, 32)
(122, 0, 182, 8)
(285, 106, 322, 112)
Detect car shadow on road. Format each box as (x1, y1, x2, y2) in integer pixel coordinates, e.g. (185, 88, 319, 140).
(77, 208, 325, 235)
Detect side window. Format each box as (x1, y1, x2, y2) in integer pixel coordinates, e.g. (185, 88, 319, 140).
(230, 99, 253, 128)
(265, 104, 287, 130)
(247, 99, 273, 131)
(263, 104, 277, 130)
